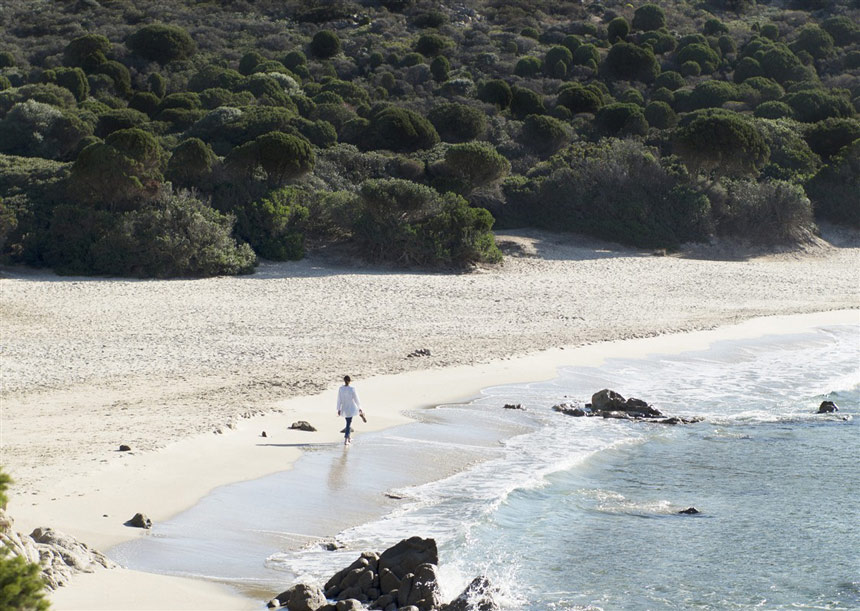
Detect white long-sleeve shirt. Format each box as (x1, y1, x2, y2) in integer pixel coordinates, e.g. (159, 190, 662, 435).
(337, 385, 361, 418)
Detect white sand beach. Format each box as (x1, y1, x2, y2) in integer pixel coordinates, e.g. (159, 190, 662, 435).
(1, 228, 859, 609)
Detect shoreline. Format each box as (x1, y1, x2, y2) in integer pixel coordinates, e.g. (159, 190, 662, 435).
(38, 309, 860, 610)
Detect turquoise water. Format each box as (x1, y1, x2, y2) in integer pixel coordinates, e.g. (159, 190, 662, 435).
(114, 324, 860, 609)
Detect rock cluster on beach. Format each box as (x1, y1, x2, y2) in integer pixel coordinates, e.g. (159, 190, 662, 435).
(0, 509, 116, 589)
(268, 536, 498, 611)
(552, 389, 702, 424)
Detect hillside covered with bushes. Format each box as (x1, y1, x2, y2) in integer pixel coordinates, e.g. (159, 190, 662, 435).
(0, 0, 857, 277)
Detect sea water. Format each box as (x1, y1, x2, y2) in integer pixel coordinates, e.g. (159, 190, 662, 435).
(112, 323, 859, 609)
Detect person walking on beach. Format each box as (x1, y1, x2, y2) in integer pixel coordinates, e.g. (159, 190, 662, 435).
(337, 375, 364, 445)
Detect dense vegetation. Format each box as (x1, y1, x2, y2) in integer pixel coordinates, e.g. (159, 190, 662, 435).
(0, 470, 50, 611)
(1, 0, 857, 276)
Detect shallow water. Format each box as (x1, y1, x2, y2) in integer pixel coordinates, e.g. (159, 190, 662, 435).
(113, 324, 860, 609)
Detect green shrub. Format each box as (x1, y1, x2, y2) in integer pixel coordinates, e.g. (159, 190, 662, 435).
(148, 73, 167, 98)
(759, 44, 808, 84)
(674, 113, 769, 177)
(128, 91, 160, 116)
(0, 51, 15, 68)
(791, 24, 834, 59)
(638, 29, 677, 54)
(64, 34, 110, 70)
(0, 76, 10, 91)
(521, 114, 569, 155)
(655, 71, 685, 91)
(233, 186, 308, 260)
(321, 79, 370, 106)
(821, 16, 859, 47)
(415, 32, 450, 57)
(573, 44, 600, 66)
(733, 56, 762, 82)
(621, 89, 645, 106)
(69, 128, 164, 210)
(680, 61, 701, 77)
(652, 87, 674, 104)
(0, 100, 92, 161)
(608, 17, 630, 43)
(188, 65, 244, 92)
(45, 67, 89, 101)
(510, 86, 545, 119)
(291, 117, 337, 148)
(358, 106, 438, 152)
(760, 24, 780, 41)
(478, 79, 512, 109)
(605, 42, 660, 82)
(442, 141, 511, 192)
(127, 24, 196, 65)
(677, 43, 720, 74)
(310, 30, 341, 59)
(556, 83, 603, 114)
(283, 50, 308, 70)
(632, 4, 666, 31)
(717, 178, 813, 242)
(743, 76, 784, 102)
(166, 138, 215, 190)
(96, 107, 149, 137)
(704, 18, 729, 36)
(545, 46, 573, 72)
(804, 118, 860, 160)
(428, 102, 486, 143)
(687, 81, 739, 110)
(514, 56, 542, 77)
(806, 140, 859, 227)
(644, 101, 677, 128)
(316, 102, 358, 132)
(94, 61, 132, 97)
(529, 139, 712, 248)
(239, 51, 266, 76)
(226, 131, 314, 187)
(0, 470, 50, 611)
(784, 89, 853, 123)
(755, 118, 821, 182)
(562, 35, 582, 53)
(596, 103, 648, 137)
(352, 178, 501, 267)
(754, 101, 794, 119)
(430, 56, 450, 82)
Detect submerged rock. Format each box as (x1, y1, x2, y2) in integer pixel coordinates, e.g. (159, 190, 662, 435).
(503, 403, 524, 410)
(678, 507, 701, 515)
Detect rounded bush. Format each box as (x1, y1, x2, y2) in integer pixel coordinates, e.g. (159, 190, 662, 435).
(655, 71, 685, 91)
(283, 50, 307, 70)
(651, 87, 674, 104)
(620, 88, 645, 106)
(791, 24, 834, 59)
(510, 86, 545, 119)
(415, 32, 450, 57)
(784, 89, 854, 123)
(46, 67, 89, 101)
(608, 17, 630, 42)
(704, 18, 728, 36)
(754, 101, 794, 119)
(239, 51, 266, 75)
(632, 4, 666, 32)
(443, 141, 511, 191)
(430, 55, 450, 82)
(807, 140, 859, 227)
(556, 83, 602, 114)
(733, 56, 762, 83)
(562, 35, 582, 53)
(166, 137, 216, 189)
(128, 24, 196, 65)
(674, 113, 769, 177)
(573, 44, 600, 65)
(677, 43, 720, 74)
(95, 60, 132, 97)
(365, 106, 439, 152)
(428, 102, 486, 143)
(478, 79, 512, 109)
(521, 27, 540, 40)
(64, 34, 110, 70)
(234, 186, 309, 261)
(759, 45, 807, 84)
(605, 42, 660, 82)
(310, 30, 341, 59)
(638, 29, 677, 55)
(804, 118, 860, 160)
(743, 76, 784, 102)
(821, 16, 859, 47)
(644, 101, 676, 128)
(148, 73, 167, 98)
(96, 108, 148, 137)
(681, 61, 701, 77)
(0, 50, 15, 68)
(514, 56, 542, 77)
(159, 92, 201, 111)
(760, 24, 780, 41)
(596, 103, 648, 136)
(545, 45, 573, 72)
(688, 81, 739, 110)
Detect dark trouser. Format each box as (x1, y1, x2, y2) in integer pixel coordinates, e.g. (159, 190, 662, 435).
(344, 417, 353, 439)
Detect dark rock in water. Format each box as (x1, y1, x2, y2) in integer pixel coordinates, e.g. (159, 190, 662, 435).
(125, 513, 151, 529)
(261, 431, 268, 438)
(552, 403, 586, 416)
(503, 403, 524, 410)
(817, 401, 839, 413)
(269, 583, 327, 610)
(592, 389, 627, 411)
(407, 348, 432, 358)
(118, 444, 131, 452)
(441, 576, 500, 611)
(655, 416, 703, 425)
(290, 420, 317, 432)
(678, 507, 701, 515)
(378, 536, 438, 581)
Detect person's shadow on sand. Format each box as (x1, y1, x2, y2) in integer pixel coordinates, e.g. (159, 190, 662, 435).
(327, 448, 350, 491)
